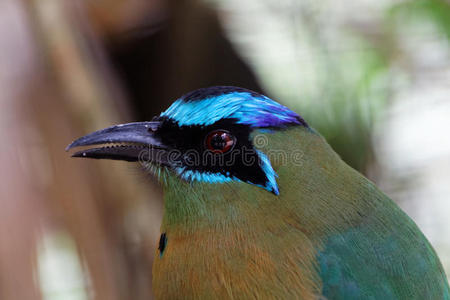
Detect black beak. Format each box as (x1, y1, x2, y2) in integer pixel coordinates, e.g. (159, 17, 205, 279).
(66, 121, 169, 164)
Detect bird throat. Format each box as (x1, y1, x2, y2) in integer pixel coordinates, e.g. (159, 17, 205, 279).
(152, 127, 361, 299)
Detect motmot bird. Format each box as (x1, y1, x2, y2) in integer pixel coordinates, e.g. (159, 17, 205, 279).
(67, 86, 449, 299)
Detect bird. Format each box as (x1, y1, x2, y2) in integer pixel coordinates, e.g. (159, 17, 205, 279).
(67, 86, 449, 299)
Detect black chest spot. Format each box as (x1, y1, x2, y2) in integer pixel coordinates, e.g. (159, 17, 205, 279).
(158, 233, 167, 257)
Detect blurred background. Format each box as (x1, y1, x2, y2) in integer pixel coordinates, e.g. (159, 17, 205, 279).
(0, 0, 449, 299)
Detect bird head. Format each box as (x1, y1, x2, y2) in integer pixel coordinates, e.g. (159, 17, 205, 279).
(66, 86, 311, 196)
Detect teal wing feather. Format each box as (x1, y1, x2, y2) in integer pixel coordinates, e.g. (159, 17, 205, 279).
(318, 202, 450, 300)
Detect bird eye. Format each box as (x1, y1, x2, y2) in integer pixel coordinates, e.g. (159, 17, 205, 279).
(205, 130, 236, 153)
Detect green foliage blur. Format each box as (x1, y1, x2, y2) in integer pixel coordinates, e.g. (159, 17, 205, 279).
(212, 0, 450, 174)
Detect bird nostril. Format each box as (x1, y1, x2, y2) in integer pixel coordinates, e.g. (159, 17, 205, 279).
(147, 122, 160, 133)
(147, 119, 161, 133)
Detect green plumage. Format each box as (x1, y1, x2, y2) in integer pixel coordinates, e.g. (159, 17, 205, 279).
(319, 209, 448, 299)
(153, 126, 449, 299)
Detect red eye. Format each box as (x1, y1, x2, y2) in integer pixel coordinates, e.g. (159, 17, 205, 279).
(205, 130, 236, 153)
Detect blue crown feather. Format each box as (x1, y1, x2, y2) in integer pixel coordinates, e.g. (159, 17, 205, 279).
(160, 89, 307, 128)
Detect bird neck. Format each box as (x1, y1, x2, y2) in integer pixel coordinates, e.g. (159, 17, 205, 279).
(154, 126, 390, 299)
(160, 126, 381, 238)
